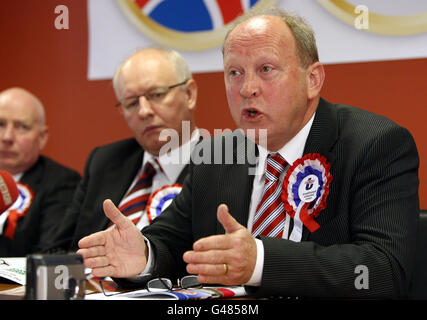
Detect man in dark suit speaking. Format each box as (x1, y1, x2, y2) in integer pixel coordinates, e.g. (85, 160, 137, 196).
(51, 48, 200, 252)
(77, 9, 419, 298)
(0, 87, 81, 257)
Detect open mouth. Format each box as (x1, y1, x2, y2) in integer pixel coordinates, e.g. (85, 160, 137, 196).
(242, 108, 262, 120)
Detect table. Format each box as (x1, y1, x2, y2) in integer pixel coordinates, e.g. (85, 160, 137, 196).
(0, 282, 25, 299)
(0, 280, 100, 300)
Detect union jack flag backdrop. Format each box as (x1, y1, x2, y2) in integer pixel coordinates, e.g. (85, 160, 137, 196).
(87, 0, 427, 80)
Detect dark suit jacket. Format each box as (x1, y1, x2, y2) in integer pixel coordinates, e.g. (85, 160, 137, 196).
(50, 138, 189, 252)
(0, 156, 81, 257)
(141, 98, 420, 299)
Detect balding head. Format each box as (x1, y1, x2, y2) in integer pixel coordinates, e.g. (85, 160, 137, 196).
(112, 47, 192, 102)
(0, 88, 46, 126)
(223, 8, 319, 69)
(110, 47, 198, 156)
(222, 10, 325, 151)
(0, 87, 49, 174)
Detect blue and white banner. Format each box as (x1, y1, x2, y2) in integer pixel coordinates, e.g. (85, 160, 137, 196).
(87, 0, 427, 80)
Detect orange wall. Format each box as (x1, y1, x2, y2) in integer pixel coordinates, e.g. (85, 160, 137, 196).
(1, 1, 426, 208)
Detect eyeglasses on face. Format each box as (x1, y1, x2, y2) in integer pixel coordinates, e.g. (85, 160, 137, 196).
(115, 79, 189, 112)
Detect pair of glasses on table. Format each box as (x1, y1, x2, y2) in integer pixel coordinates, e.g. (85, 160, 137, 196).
(99, 275, 202, 297)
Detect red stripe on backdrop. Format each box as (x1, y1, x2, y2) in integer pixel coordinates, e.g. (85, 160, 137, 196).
(217, 0, 244, 24)
(135, 0, 150, 9)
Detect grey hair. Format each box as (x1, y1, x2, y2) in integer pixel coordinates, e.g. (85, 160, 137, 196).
(112, 47, 192, 100)
(222, 7, 319, 69)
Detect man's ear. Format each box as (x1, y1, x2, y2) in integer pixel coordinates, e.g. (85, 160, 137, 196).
(306, 62, 325, 100)
(117, 105, 125, 116)
(38, 126, 49, 150)
(184, 79, 198, 111)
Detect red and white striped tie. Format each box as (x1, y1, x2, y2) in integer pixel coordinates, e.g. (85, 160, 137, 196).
(109, 161, 156, 226)
(252, 153, 287, 238)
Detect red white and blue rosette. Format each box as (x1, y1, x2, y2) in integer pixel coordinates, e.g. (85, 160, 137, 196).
(4, 182, 34, 239)
(281, 153, 332, 241)
(146, 184, 183, 223)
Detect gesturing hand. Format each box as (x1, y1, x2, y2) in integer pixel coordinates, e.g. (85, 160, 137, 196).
(183, 204, 257, 285)
(77, 199, 147, 278)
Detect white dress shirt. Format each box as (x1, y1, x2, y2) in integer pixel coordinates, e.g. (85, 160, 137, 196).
(117, 129, 200, 230)
(142, 115, 315, 284)
(246, 114, 315, 286)
(137, 128, 200, 275)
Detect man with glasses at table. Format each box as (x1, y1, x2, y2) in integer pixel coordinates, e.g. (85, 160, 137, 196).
(49, 47, 200, 252)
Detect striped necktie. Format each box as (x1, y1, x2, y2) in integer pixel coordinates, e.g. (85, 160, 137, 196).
(252, 153, 287, 238)
(110, 161, 157, 226)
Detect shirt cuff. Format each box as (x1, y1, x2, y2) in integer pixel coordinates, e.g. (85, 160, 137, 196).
(244, 238, 264, 286)
(140, 235, 154, 275)
(126, 236, 154, 281)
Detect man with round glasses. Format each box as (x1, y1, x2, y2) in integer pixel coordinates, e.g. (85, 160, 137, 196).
(49, 47, 200, 252)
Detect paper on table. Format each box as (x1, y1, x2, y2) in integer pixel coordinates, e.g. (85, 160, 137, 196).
(85, 285, 247, 300)
(86, 287, 213, 300)
(0, 257, 26, 285)
(203, 285, 247, 298)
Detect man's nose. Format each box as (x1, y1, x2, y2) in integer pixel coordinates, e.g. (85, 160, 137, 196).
(1, 125, 15, 142)
(240, 72, 261, 98)
(137, 96, 155, 119)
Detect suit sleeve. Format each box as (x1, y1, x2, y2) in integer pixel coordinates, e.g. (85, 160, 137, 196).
(45, 150, 97, 253)
(141, 162, 195, 280)
(34, 169, 81, 253)
(248, 125, 419, 298)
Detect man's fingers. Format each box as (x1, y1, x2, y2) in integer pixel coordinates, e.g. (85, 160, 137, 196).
(90, 265, 117, 278)
(103, 199, 133, 230)
(83, 256, 110, 269)
(217, 203, 243, 234)
(78, 199, 130, 249)
(78, 231, 106, 249)
(196, 274, 234, 285)
(76, 245, 106, 259)
(191, 204, 245, 252)
(183, 249, 231, 265)
(186, 263, 230, 277)
(184, 204, 257, 286)
(192, 234, 232, 251)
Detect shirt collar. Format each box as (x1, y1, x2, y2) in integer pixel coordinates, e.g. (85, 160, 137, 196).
(13, 172, 23, 182)
(142, 128, 200, 182)
(255, 113, 315, 182)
